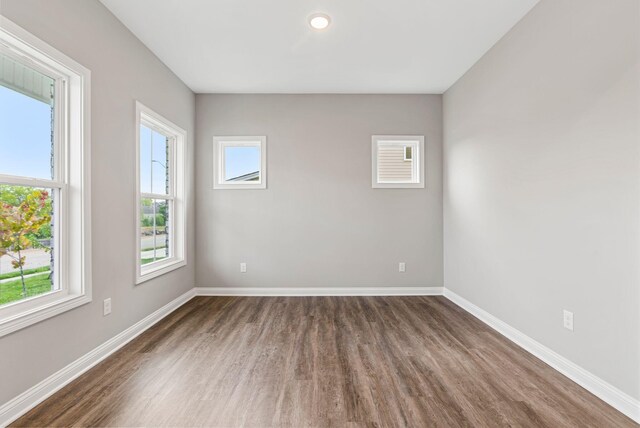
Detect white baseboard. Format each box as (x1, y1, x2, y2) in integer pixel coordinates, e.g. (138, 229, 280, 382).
(0, 288, 196, 428)
(195, 286, 444, 296)
(443, 288, 640, 424)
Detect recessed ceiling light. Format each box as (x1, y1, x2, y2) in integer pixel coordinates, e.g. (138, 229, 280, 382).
(309, 13, 331, 30)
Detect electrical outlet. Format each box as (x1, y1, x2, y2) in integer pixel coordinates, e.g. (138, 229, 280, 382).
(399, 262, 406, 273)
(103, 298, 112, 316)
(563, 309, 573, 331)
(240, 262, 247, 273)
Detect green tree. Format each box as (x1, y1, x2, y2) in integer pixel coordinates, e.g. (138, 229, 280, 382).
(155, 213, 166, 227)
(0, 185, 52, 241)
(0, 187, 51, 298)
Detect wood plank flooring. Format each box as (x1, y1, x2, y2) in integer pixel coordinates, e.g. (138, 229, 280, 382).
(12, 296, 637, 427)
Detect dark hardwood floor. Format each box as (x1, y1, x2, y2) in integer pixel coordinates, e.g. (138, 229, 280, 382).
(12, 296, 636, 427)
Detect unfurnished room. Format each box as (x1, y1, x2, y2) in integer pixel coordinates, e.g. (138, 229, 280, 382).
(0, 0, 638, 426)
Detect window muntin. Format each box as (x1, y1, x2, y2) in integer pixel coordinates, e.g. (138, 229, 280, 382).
(0, 17, 91, 337)
(372, 135, 425, 188)
(136, 102, 186, 284)
(213, 136, 267, 189)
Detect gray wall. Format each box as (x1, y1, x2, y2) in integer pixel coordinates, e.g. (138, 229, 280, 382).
(195, 95, 443, 289)
(0, 0, 195, 404)
(443, 0, 639, 399)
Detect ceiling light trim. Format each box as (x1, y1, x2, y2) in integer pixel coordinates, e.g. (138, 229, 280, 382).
(308, 13, 331, 30)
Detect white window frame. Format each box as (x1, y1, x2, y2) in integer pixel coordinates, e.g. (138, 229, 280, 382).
(213, 136, 267, 190)
(135, 101, 186, 284)
(0, 17, 92, 337)
(372, 135, 425, 189)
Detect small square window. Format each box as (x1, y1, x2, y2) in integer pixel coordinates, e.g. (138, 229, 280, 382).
(213, 136, 267, 189)
(372, 135, 425, 188)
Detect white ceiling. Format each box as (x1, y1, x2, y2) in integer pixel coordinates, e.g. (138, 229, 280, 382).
(100, 0, 539, 94)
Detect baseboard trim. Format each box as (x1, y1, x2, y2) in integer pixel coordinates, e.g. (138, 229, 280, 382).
(0, 288, 196, 428)
(443, 288, 640, 424)
(195, 286, 444, 296)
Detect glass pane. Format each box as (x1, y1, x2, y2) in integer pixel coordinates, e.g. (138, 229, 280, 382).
(0, 53, 55, 180)
(140, 126, 152, 193)
(140, 125, 170, 195)
(140, 198, 170, 266)
(152, 133, 169, 194)
(224, 146, 260, 182)
(404, 146, 412, 160)
(0, 184, 55, 306)
(377, 143, 414, 183)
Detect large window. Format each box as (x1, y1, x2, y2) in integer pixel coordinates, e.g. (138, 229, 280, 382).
(0, 18, 91, 336)
(136, 102, 186, 283)
(372, 135, 425, 188)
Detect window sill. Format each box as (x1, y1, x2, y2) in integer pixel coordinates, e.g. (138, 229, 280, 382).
(136, 258, 186, 285)
(0, 293, 91, 338)
(213, 182, 267, 190)
(372, 182, 425, 189)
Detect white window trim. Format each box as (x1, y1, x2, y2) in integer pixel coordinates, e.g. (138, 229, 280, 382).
(0, 17, 92, 337)
(213, 136, 267, 190)
(135, 101, 187, 284)
(372, 135, 425, 189)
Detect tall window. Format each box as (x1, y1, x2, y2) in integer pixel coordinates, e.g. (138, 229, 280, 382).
(0, 18, 91, 337)
(136, 102, 186, 283)
(0, 53, 57, 306)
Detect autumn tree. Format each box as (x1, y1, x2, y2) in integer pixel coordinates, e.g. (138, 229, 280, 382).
(0, 187, 51, 298)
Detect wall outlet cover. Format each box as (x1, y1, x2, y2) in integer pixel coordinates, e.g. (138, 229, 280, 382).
(563, 309, 573, 331)
(103, 298, 112, 316)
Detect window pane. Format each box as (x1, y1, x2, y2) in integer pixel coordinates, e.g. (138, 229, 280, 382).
(0, 184, 55, 306)
(140, 125, 170, 195)
(224, 146, 260, 182)
(404, 146, 412, 160)
(0, 53, 55, 180)
(140, 198, 170, 266)
(152, 133, 169, 194)
(140, 126, 152, 193)
(377, 143, 414, 183)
